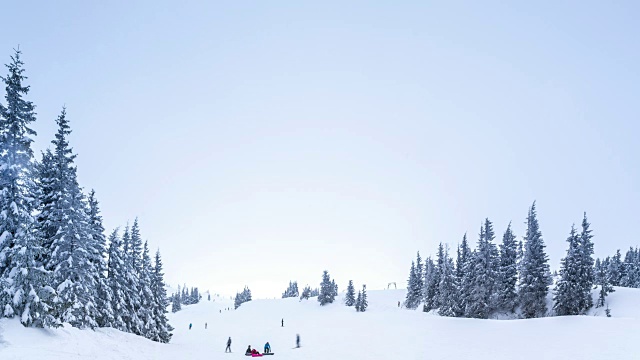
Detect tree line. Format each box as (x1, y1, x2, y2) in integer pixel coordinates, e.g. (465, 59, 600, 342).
(404, 202, 619, 319)
(0, 49, 172, 342)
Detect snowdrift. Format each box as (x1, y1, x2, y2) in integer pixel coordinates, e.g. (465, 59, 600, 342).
(1, 288, 639, 359)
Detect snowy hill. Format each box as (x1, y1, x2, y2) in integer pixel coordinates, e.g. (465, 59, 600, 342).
(1, 288, 640, 359)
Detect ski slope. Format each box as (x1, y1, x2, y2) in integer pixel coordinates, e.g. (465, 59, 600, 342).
(1, 288, 640, 359)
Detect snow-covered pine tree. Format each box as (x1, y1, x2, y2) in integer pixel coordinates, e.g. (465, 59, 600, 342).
(310, 288, 320, 297)
(85, 190, 113, 327)
(460, 250, 477, 317)
(345, 280, 356, 306)
(44, 108, 98, 329)
(456, 234, 470, 282)
(300, 286, 311, 300)
(332, 279, 338, 299)
(318, 270, 335, 306)
(518, 202, 551, 318)
(107, 229, 127, 330)
(497, 222, 518, 313)
(576, 213, 595, 312)
(467, 219, 499, 319)
(609, 250, 623, 286)
(404, 261, 419, 309)
(151, 250, 173, 343)
(0, 49, 58, 327)
(355, 290, 362, 312)
(171, 293, 182, 313)
(120, 225, 142, 334)
(553, 225, 582, 316)
(437, 245, 457, 317)
(359, 285, 368, 312)
(455, 235, 471, 317)
(129, 219, 143, 275)
(415, 252, 424, 300)
(596, 258, 614, 308)
(138, 241, 155, 338)
(423, 253, 440, 312)
(621, 248, 638, 287)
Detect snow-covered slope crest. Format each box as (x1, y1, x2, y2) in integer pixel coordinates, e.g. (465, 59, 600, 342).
(1, 288, 639, 360)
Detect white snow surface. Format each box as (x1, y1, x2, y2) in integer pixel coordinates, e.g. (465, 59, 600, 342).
(1, 288, 639, 359)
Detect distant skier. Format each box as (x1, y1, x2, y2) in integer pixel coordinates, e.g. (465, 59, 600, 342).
(225, 337, 232, 353)
(264, 342, 271, 354)
(189, 323, 192, 330)
(398, 301, 400, 308)
(205, 322, 208, 329)
(281, 318, 284, 327)
(296, 334, 300, 348)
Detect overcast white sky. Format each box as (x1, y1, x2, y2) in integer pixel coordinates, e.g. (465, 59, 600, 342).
(2, 1, 639, 298)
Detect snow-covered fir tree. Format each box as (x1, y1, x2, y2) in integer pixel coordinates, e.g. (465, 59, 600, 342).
(137, 241, 155, 338)
(596, 258, 614, 308)
(0, 49, 58, 327)
(415, 252, 424, 299)
(576, 213, 595, 312)
(171, 291, 182, 313)
(122, 226, 143, 333)
(437, 245, 457, 317)
(608, 250, 623, 286)
(355, 290, 362, 312)
(318, 270, 336, 306)
(359, 285, 368, 312)
(300, 286, 311, 300)
(234, 286, 252, 309)
(518, 202, 551, 318)
(423, 254, 440, 312)
(497, 223, 518, 312)
(151, 250, 173, 343)
(43, 108, 98, 329)
(282, 281, 299, 298)
(553, 225, 582, 316)
(106, 229, 128, 331)
(85, 190, 113, 328)
(345, 280, 356, 306)
(404, 261, 421, 309)
(467, 219, 499, 319)
(310, 288, 320, 297)
(455, 235, 471, 317)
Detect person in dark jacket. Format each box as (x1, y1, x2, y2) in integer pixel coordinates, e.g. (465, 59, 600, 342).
(225, 337, 232, 352)
(296, 334, 300, 348)
(245, 345, 252, 355)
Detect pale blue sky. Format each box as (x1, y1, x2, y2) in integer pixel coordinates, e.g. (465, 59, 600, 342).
(2, 1, 639, 297)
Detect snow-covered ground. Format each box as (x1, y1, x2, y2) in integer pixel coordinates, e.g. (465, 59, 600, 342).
(1, 288, 639, 359)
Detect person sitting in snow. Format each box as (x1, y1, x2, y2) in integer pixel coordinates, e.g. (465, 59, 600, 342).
(251, 348, 261, 355)
(264, 342, 271, 354)
(246, 346, 253, 355)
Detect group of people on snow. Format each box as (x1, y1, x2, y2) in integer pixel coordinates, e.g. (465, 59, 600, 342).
(245, 342, 272, 356)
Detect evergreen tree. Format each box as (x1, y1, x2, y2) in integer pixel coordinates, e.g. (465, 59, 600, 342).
(455, 236, 471, 317)
(355, 290, 362, 312)
(437, 246, 457, 317)
(300, 286, 311, 300)
(106, 229, 127, 330)
(120, 225, 142, 334)
(86, 190, 113, 328)
(608, 250, 623, 286)
(0, 49, 57, 327)
(359, 285, 368, 312)
(518, 202, 551, 318)
(596, 258, 614, 308)
(415, 252, 424, 299)
(318, 270, 336, 306)
(404, 261, 421, 309)
(129, 218, 143, 275)
(138, 241, 155, 338)
(171, 292, 182, 313)
(553, 225, 582, 316)
(576, 213, 595, 312)
(423, 251, 440, 312)
(282, 281, 300, 298)
(497, 223, 518, 312)
(151, 250, 173, 343)
(460, 250, 477, 317)
(456, 234, 470, 282)
(467, 220, 499, 319)
(345, 280, 356, 306)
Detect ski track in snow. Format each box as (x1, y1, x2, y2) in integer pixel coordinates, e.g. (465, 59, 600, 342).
(1, 288, 640, 359)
